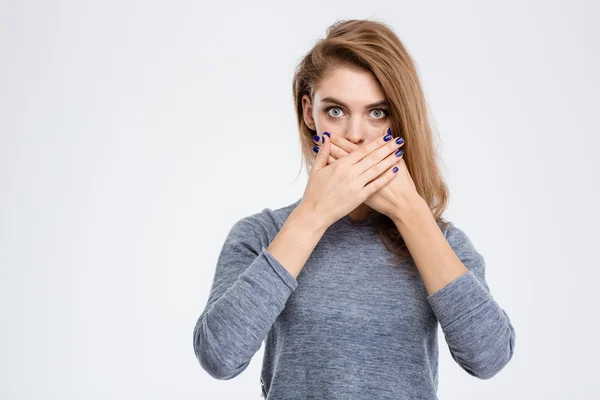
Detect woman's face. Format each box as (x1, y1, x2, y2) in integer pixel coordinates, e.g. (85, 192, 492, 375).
(302, 66, 391, 147)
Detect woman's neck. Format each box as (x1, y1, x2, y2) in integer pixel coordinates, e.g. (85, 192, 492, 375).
(347, 203, 374, 221)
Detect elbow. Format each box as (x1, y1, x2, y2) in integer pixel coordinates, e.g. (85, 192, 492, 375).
(193, 313, 250, 380)
(453, 321, 516, 380)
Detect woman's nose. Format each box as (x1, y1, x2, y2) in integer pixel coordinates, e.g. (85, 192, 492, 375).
(343, 120, 366, 145)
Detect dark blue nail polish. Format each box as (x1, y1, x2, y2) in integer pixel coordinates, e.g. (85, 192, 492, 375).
(321, 135, 325, 144)
(396, 137, 404, 145)
(393, 166, 399, 173)
(384, 134, 392, 141)
(313, 134, 319, 143)
(323, 132, 330, 138)
(387, 127, 392, 136)
(395, 148, 404, 157)
(313, 146, 319, 153)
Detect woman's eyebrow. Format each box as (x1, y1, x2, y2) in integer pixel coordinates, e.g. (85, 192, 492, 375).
(321, 96, 388, 109)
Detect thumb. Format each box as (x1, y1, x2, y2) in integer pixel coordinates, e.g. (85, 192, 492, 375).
(313, 132, 331, 170)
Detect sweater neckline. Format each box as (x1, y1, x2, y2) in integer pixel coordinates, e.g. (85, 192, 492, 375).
(292, 197, 381, 227)
(340, 210, 381, 227)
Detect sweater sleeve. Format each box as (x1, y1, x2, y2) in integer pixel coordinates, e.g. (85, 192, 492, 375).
(192, 212, 299, 380)
(426, 221, 516, 380)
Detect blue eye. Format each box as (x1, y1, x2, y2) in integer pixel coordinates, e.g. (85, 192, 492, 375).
(370, 109, 388, 119)
(326, 107, 345, 117)
(325, 106, 388, 119)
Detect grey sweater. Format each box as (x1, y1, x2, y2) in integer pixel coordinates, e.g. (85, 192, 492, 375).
(193, 197, 515, 399)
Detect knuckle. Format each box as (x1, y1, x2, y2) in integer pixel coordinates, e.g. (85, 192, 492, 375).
(335, 156, 347, 168)
(361, 140, 379, 157)
(372, 140, 384, 154)
(338, 168, 350, 181)
(378, 159, 391, 174)
(371, 164, 384, 177)
(366, 152, 379, 164)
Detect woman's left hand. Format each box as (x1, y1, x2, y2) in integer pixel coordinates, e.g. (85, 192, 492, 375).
(316, 129, 422, 219)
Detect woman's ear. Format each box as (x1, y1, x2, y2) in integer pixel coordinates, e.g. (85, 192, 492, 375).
(301, 94, 316, 130)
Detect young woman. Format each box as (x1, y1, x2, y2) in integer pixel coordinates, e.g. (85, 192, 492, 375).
(193, 19, 515, 399)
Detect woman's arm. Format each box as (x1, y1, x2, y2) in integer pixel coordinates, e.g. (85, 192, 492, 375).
(390, 195, 516, 380)
(267, 202, 329, 279)
(193, 203, 327, 380)
(390, 195, 469, 296)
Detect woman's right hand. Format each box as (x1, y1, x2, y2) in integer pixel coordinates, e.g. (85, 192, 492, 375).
(300, 130, 404, 228)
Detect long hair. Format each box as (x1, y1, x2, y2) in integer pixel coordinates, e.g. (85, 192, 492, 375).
(291, 18, 450, 276)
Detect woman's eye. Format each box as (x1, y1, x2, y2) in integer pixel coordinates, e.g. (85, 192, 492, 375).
(370, 108, 388, 119)
(326, 107, 345, 118)
(325, 107, 388, 119)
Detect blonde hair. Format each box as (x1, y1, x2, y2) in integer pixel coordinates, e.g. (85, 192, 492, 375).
(291, 18, 450, 275)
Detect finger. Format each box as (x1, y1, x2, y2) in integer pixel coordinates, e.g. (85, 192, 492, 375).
(358, 144, 404, 187)
(354, 130, 403, 175)
(312, 133, 321, 146)
(329, 133, 360, 154)
(328, 141, 348, 160)
(362, 161, 402, 198)
(342, 127, 394, 167)
(313, 131, 331, 169)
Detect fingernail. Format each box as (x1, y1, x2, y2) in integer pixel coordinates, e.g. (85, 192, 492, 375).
(313, 134, 319, 143)
(396, 137, 404, 145)
(323, 132, 330, 138)
(313, 146, 319, 153)
(395, 148, 404, 157)
(393, 166, 399, 173)
(384, 134, 392, 142)
(387, 127, 392, 135)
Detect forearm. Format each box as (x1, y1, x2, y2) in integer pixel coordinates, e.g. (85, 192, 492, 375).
(391, 196, 515, 378)
(267, 202, 329, 280)
(390, 196, 468, 296)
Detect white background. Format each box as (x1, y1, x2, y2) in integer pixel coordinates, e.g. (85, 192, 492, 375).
(1, 0, 599, 399)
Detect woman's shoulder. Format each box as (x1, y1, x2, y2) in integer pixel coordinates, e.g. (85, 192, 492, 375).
(229, 197, 304, 242)
(439, 219, 478, 248)
(437, 218, 485, 269)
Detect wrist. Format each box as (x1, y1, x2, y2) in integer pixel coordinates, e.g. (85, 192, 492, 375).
(390, 194, 430, 226)
(291, 201, 331, 235)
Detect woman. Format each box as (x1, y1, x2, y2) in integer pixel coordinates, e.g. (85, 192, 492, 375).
(193, 19, 515, 399)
